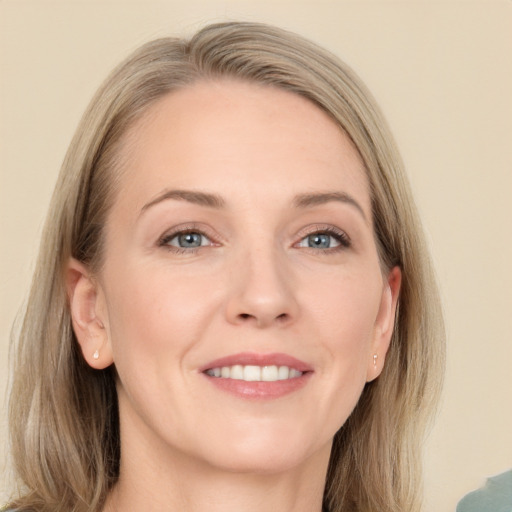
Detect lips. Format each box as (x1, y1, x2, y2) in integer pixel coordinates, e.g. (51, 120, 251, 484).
(200, 352, 313, 399)
(201, 352, 313, 373)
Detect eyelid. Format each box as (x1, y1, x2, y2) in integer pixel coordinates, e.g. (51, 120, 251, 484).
(157, 223, 221, 249)
(156, 222, 351, 253)
(294, 224, 351, 249)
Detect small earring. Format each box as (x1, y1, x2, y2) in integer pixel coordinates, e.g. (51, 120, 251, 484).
(93, 349, 100, 360)
(373, 354, 378, 368)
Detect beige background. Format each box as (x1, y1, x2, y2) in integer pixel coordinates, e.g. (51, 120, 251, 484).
(1, 1, 511, 510)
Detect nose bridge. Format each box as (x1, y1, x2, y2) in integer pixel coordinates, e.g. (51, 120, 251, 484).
(226, 239, 298, 327)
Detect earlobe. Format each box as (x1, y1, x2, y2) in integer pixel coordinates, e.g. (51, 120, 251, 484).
(366, 265, 402, 382)
(66, 258, 114, 370)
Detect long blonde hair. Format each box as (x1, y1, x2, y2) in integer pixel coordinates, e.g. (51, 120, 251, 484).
(8, 21, 444, 512)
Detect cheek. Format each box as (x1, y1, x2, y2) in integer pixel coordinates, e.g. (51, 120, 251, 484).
(309, 266, 382, 349)
(100, 264, 225, 438)
(305, 268, 382, 419)
(102, 264, 221, 367)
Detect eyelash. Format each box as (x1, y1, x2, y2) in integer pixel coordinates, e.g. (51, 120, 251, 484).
(157, 225, 351, 254)
(158, 224, 217, 254)
(295, 225, 351, 252)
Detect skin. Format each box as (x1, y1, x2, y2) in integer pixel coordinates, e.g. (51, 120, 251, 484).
(68, 80, 401, 512)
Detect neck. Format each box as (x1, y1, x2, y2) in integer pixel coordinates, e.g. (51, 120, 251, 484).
(104, 426, 330, 512)
(106, 464, 328, 512)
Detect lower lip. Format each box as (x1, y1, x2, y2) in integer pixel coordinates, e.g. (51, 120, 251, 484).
(203, 373, 312, 399)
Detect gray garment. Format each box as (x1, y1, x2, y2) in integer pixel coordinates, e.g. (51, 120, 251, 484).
(457, 470, 512, 512)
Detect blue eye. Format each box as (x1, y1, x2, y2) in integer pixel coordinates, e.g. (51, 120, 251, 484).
(163, 231, 211, 249)
(298, 233, 340, 249)
(296, 229, 350, 250)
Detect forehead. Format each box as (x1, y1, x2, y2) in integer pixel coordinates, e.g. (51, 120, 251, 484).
(112, 79, 370, 216)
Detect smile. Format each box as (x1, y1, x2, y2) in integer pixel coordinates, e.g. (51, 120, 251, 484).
(205, 365, 303, 381)
(200, 352, 313, 399)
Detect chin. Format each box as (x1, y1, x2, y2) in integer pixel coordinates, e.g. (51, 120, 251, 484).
(207, 448, 314, 476)
(196, 426, 332, 476)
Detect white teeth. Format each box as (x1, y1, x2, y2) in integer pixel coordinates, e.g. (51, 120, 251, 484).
(230, 365, 244, 380)
(205, 364, 303, 382)
(289, 369, 302, 378)
(243, 365, 261, 381)
(262, 365, 278, 381)
(278, 366, 289, 380)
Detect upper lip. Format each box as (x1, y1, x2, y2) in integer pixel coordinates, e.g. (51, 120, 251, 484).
(199, 352, 313, 373)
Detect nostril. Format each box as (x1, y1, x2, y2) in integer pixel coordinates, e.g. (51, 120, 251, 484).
(238, 312, 288, 322)
(276, 313, 289, 322)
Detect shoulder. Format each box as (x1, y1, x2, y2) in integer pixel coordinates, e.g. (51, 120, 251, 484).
(456, 470, 512, 512)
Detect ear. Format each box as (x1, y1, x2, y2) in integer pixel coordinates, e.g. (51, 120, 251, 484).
(366, 265, 401, 382)
(66, 258, 114, 369)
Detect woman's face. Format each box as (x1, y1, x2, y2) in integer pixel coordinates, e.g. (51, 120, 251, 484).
(73, 80, 400, 475)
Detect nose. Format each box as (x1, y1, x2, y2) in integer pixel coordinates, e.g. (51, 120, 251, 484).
(225, 246, 299, 329)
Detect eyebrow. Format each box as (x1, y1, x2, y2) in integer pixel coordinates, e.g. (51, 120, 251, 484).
(140, 189, 367, 221)
(141, 189, 226, 213)
(293, 192, 367, 221)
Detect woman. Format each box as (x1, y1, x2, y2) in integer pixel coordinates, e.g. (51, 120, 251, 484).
(6, 21, 445, 512)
